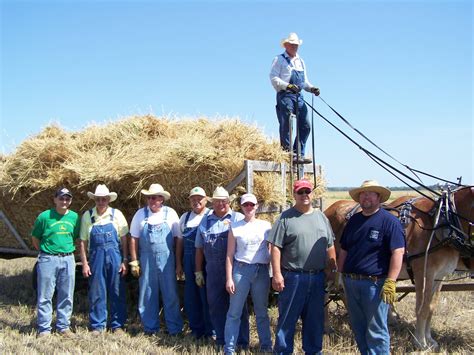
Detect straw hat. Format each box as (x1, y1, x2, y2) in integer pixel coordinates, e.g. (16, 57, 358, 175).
(141, 183, 171, 200)
(189, 186, 207, 198)
(281, 32, 303, 47)
(349, 180, 391, 203)
(209, 186, 230, 201)
(87, 184, 117, 202)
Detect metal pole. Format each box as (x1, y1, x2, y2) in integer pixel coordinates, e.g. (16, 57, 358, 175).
(294, 93, 301, 180)
(311, 94, 317, 188)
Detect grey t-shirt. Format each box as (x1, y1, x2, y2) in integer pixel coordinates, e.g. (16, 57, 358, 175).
(267, 207, 335, 271)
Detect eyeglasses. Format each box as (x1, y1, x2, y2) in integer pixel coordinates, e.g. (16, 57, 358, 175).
(58, 196, 72, 201)
(296, 189, 312, 195)
(242, 203, 256, 208)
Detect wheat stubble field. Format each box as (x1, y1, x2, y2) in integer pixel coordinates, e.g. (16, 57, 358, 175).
(0, 190, 472, 354)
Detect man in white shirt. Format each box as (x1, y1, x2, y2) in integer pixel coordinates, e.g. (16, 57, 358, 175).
(129, 183, 183, 336)
(175, 187, 213, 339)
(270, 32, 320, 164)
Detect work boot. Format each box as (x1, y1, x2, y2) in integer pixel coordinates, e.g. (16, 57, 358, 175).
(293, 155, 312, 164)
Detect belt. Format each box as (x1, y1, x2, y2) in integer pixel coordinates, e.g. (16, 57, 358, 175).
(284, 268, 323, 274)
(343, 273, 384, 282)
(41, 251, 73, 257)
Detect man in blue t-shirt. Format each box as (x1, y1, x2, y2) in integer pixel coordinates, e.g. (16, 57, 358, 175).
(337, 180, 405, 355)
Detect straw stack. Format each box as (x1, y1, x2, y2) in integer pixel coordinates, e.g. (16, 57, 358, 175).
(0, 115, 325, 249)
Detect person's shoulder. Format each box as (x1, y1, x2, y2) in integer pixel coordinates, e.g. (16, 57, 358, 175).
(67, 209, 79, 218)
(232, 210, 244, 220)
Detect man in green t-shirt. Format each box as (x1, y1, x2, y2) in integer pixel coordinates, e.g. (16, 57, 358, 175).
(32, 187, 80, 338)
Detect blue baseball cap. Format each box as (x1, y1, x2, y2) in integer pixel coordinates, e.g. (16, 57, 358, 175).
(55, 187, 72, 198)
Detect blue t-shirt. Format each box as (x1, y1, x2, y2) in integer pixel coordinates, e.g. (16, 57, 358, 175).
(340, 208, 405, 276)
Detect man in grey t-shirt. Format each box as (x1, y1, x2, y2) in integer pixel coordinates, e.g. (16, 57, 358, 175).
(268, 179, 336, 354)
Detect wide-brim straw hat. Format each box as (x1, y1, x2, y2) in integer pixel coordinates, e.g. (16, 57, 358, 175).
(209, 186, 232, 202)
(349, 180, 391, 203)
(87, 184, 117, 202)
(141, 183, 171, 200)
(281, 32, 303, 47)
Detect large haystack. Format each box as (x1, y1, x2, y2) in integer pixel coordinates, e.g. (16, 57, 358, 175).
(0, 115, 325, 250)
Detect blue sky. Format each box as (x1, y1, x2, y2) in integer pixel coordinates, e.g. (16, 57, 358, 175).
(1, 0, 472, 187)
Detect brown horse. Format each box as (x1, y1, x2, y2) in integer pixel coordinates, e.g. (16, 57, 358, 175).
(324, 186, 474, 350)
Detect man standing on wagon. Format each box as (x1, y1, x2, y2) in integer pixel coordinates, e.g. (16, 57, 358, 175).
(270, 32, 320, 164)
(337, 180, 405, 354)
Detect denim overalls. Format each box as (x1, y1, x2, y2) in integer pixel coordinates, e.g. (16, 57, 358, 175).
(182, 211, 213, 338)
(138, 206, 183, 334)
(201, 212, 249, 346)
(88, 208, 127, 331)
(276, 54, 310, 155)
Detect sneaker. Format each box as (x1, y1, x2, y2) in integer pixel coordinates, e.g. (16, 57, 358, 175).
(37, 332, 50, 338)
(59, 330, 75, 339)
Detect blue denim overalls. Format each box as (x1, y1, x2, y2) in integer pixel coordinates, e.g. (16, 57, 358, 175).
(202, 212, 249, 346)
(138, 206, 183, 334)
(88, 208, 127, 331)
(276, 54, 310, 155)
(182, 211, 213, 338)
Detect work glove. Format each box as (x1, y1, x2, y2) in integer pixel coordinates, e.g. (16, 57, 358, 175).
(194, 271, 205, 287)
(310, 87, 320, 96)
(380, 278, 397, 305)
(325, 271, 342, 293)
(129, 260, 141, 278)
(287, 84, 300, 93)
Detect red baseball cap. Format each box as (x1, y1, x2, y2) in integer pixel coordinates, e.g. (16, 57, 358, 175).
(293, 179, 313, 192)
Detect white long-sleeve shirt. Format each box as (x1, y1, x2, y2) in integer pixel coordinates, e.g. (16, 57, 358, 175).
(270, 51, 314, 93)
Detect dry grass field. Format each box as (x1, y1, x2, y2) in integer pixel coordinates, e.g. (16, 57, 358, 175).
(1, 256, 472, 354)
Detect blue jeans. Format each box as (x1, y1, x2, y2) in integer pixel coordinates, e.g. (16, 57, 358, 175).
(206, 260, 249, 346)
(36, 253, 75, 334)
(343, 276, 390, 355)
(224, 262, 272, 354)
(274, 270, 325, 355)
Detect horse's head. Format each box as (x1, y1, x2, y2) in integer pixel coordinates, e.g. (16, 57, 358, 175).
(452, 185, 474, 236)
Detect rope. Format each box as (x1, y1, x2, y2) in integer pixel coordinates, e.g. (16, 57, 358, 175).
(316, 96, 465, 187)
(303, 99, 441, 200)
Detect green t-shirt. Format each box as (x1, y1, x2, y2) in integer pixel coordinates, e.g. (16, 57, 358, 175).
(31, 208, 80, 254)
(267, 207, 335, 271)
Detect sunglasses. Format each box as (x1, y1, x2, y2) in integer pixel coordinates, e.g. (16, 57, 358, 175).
(296, 189, 312, 195)
(242, 203, 256, 208)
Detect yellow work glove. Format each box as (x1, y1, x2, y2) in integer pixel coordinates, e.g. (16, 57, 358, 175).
(287, 84, 300, 93)
(129, 260, 141, 278)
(194, 271, 205, 287)
(380, 278, 396, 305)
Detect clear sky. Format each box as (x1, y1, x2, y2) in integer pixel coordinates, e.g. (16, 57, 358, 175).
(1, 0, 472, 187)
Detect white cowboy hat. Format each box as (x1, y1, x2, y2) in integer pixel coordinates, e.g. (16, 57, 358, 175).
(189, 186, 207, 198)
(349, 180, 391, 203)
(209, 186, 230, 201)
(87, 184, 117, 202)
(281, 32, 303, 47)
(141, 183, 171, 200)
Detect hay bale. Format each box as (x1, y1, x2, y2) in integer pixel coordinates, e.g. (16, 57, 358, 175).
(0, 115, 325, 249)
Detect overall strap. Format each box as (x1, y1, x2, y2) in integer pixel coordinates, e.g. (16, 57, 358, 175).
(144, 207, 149, 222)
(281, 53, 291, 66)
(184, 211, 191, 226)
(110, 208, 115, 222)
(89, 209, 95, 224)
